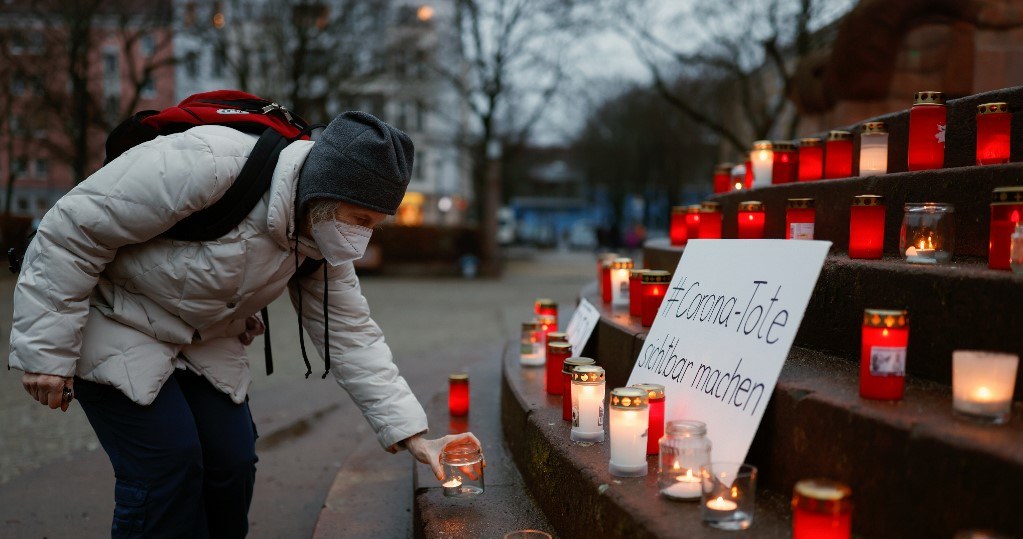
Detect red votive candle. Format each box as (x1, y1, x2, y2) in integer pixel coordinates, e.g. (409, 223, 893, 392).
(629, 269, 650, 317)
(737, 201, 766, 239)
(730, 164, 746, 192)
(713, 163, 734, 193)
(632, 383, 665, 455)
(824, 130, 853, 179)
(860, 309, 908, 401)
(990, 186, 1023, 270)
(535, 298, 558, 331)
(772, 141, 797, 184)
(449, 374, 469, 417)
(684, 205, 701, 240)
(670, 206, 688, 246)
(597, 252, 618, 302)
(977, 102, 1011, 166)
(849, 195, 886, 259)
(908, 91, 946, 171)
(601, 259, 613, 304)
(641, 270, 671, 327)
(743, 158, 754, 189)
(563, 357, 595, 421)
(792, 479, 853, 539)
(798, 137, 823, 181)
(546, 342, 572, 396)
(698, 201, 723, 239)
(537, 314, 557, 353)
(786, 198, 815, 240)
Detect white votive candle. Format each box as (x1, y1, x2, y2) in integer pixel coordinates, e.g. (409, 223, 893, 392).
(609, 387, 649, 477)
(571, 365, 606, 443)
(953, 350, 1019, 424)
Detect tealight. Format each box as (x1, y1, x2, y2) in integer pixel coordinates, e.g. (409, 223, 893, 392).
(701, 463, 757, 530)
(952, 350, 1019, 424)
(900, 203, 955, 265)
(440, 444, 484, 498)
(658, 420, 711, 501)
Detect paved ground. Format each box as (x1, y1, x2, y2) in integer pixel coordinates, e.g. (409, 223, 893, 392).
(0, 248, 596, 538)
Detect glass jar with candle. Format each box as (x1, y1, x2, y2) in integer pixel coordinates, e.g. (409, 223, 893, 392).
(658, 420, 711, 501)
(641, 270, 672, 327)
(731, 163, 747, 191)
(859, 121, 889, 176)
(714, 163, 734, 193)
(1013, 224, 1023, 274)
(534, 298, 557, 330)
(571, 365, 606, 443)
(609, 387, 649, 477)
(977, 102, 1011, 165)
(685, 204, 702, 240)
(849, 195, 886, 259)
(798, 137, 824, 181)
(562, 357, 595, 421)
(701, 463, 757, 530)
(792, 478, 853, 539)
(737, 201, 766, 239)
(786, 198, 815, 240)
(900, 203, 955, 264)
(545, 342, 571, 396)
(824, 130, 853, 179)
(908, 90, 946, 171)
(520, 321, 543, 367)
(989, 187, 1023, 270)
(610, 258, 634, 307)
(597, 252, 617, 291)
(631, 383, 665, 455)
(698, 201, 723, 239)
(743, 157, 754, 189)
(600, 257, 614, 304)
(860, 309, 909, 401)
(537, 313, 556, 352)
(952, 350, 1020, 424)
(751, 140, 774, 187)
(629, 269, 650, 317)
(440, 443, 484, 498)
(670, 206, 688, 246)
(771, 140, 797, 184)
(449, 373, 469, 417)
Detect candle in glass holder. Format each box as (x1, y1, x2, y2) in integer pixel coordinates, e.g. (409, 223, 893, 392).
(977, 102, 1011, 165)
(1013, 224, 1023, 274)
(609, 387, 649, 477)
(658, 420, 711, 501)
(860, 309, 909, 401)
(792, 478, 853, 539)
(685, 204, 702, 240)
(772, 141, 797, 184)
(737, 201, 766, 239)
(798, 137, 824, 181)
(714, 162, 735, 193)
(952, 350, 1019, 424)
(900, 203, 955, 265)
(743, 157, 754, 189)
(908, 91, 946, 171)
(534, 298, 558, 330)
(731, 163, 747, 191)
(601, 258, 614, 304)
(859, 121, 888, 176)
(562, 356, 596, 421)
(641, 270, 672, 327)
(520, 320, 543, 367)
(629, 269, 650, 317)
(849, 195, 886, 259)
(597, 252, 617, 293)
(610, 258, 633, 307)
(632, 383, 665, 455)
(701, 463, 757, 530)
(670, 206, 688, 246)
(449, 373, 469, 417)
(751, 140, 774, 187)
(786, 198, 815, 240)
(824, 130, 853, 179)
(989, 187, 1023, 270)
(440, 444, 484, 497)
(698, 201, 723, 239)
(537, 313, 556, 351)
(546, 342, 572, 396)
(547, 331, 568, 346)
(571, 365, 605, 443)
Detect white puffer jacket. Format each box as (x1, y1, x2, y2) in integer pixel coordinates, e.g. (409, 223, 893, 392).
(9, 125, 427, 450)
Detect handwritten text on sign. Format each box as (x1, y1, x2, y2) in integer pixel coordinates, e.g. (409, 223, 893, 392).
(626, 240, 830, 466)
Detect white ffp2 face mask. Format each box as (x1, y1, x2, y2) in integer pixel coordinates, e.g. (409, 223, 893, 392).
(310, 220, 373, 266)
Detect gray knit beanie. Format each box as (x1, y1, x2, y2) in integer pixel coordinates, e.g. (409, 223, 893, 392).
(297, 111, 414, 216)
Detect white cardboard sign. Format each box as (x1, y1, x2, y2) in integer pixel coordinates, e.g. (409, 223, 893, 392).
(626, 240, 831, 466)
(565, 298, 600, 354)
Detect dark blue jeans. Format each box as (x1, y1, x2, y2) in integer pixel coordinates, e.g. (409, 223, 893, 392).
(75, 369, 258, 539)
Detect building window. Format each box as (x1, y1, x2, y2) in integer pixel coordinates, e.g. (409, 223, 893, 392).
(33, 158, 49, 178)
(16, 197, 28, 212)
(183, 2, 197, 27)
(10, 115, 25, 136)
(10, 75, 25, 96)
(140, 34, 155, 57)
(415, 101, 425, 131)
(12, 157, 27, 178)
(103, 51, 118, 79)
(413, 150, 426, 181)
(105, 95, 120, 121)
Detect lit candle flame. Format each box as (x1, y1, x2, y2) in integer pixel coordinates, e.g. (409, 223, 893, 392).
(731, 486, 739, 498)
(734, 182, 743, 190)
(672, 461, 681, 471)
(976, 386, 992, 400)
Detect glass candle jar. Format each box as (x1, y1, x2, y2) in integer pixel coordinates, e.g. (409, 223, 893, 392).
(824, 130, 853, 179)
(440, 443, 484, 498)
(537, 313, 556, 351)
(597, 252, 617, 287)
(449, 373, 469, 417)
(545, 342, 572, 396)
(670, 206, 688, 246)
(798, 137, 824, 181)
(977, 102, 1011, 165)
(641, 270, 672, 327)
(601, 258, 614, 304)
(743, 157, 754, 189)
(698, 201, 723, 239)
(952, 350, 1019, 424)
(849, 195, 886, 259)
(989, 186, 1023, 270)
(750, 140, 774, 187)
(859, 121, 889, 176)
(900, 203, 955, 264)
(609, 387, 649, 477)
(534, 298, 557, 330)
(629, 269, 650, 317)
(520, 321, 543, 367)
(792, 479, 853, 539)
(737, 201, 766, 239)
(714, 162, 734, 193)
(786, 198, 815, 240)
(701, 463, 757, 530)
(860, 309, 909, 401)
(685, 204, 702, 240)
(1013, 224, 1023, 274)
(632, 383, 665, 455)
(908, 90, 946, 171)
(562, 356, 596, 421)
(610, 257, 633, 307)
(546, 331, 568, 346)
(771, 141, 797, 184)
(571, 365, 606, 443)
(658, 420, 711, 501)
(731, 163, 747, 191)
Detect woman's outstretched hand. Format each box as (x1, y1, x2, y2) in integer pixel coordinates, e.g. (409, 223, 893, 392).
(404, 432, 485, 481)
(22, 373, 74, 412)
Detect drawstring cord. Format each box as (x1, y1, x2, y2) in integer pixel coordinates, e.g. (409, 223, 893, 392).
(296, 239, 313, 378)
(322, 262, 330, 379)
